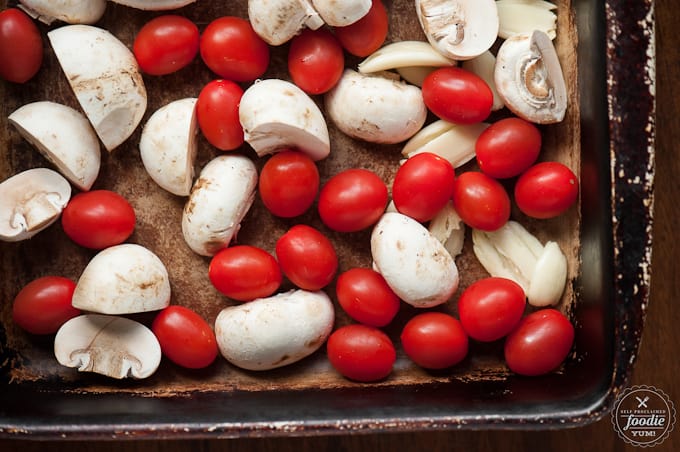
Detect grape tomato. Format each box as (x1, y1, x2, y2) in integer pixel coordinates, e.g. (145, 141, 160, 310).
(400, 312, 468, 369)
(451, 171, 511, 231)
(152, 305, 218, 369)
(196, 79, 244, 151)
(209, 245, 282, 302)
(133, 15, 199, 76)
(475, 117, 542, 179)
(422, 67, 493, 125)
(275, 225, 338, 291)
(514, 162, 579, 219)
(327, 324, 396, 382)
(288, 28, 344, 95)
(336, 268, 400, 327)
(333, 0, 389, 57)
(0, 8, 42, 83)
(258, 150, 320, 218)
(12, 276, 80, 335)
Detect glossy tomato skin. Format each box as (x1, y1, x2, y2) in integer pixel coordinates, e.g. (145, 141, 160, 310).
(152, 305, 218, 369)
(457, 277, 526, 342)
(400, 312, 468, 369)
(275, 225, 338, 291)
(196, 79, 244, 151)
(504, 309, 574, 376)
(392, 152, 455, 222)
(0, 8, 42, 83)
(514, 162, 579, 219)
(327, 324, 396, 382)
(133, 15, 199, 76)
(200, 16, 269, 82)
(475, 118, 542, 179)
(288, 28, 344, 94)
(318, 169, 388, 232)
(12, 276, 80, 335)
(258, 150, 319, 218)
(61, 190, 136, 249)
(336, 268, 400, 327)
(208, 245, 282, 302)
(333, 0, 388, 57)
(451, 171, 511, 231)
(422, 67, 493, 125)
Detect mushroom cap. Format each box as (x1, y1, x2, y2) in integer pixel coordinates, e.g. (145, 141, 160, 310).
(140, 98, 198, 196)
(248, 0, 324, 46)
(9, 101, 101, 191)
(311, 0, 371, 27)
(109, 0, 197, 10)
(0, 168, 71, 242)
(18, 0, 107, 24)
(54, 314, 161, 379)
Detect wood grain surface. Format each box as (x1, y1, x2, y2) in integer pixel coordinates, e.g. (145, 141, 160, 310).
(1, 0, 678, 450)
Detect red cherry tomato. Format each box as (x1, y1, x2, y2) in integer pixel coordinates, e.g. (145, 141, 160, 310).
(152, 305, 218, 369)
(196, 79, 244, 151)
(288, 28, 344, 94)
(12, 276, 80, 335)
(200, 16, 269, 82)
(327, 324, 396, 382)
(318, 169, 388, 232)
(336, 268, 400, 327)
(275, 225, 338, 291)
(334, 0, 388, 57)
(400, 312, 468, 369)
(457, 277, 526, 342)
(0, 8, 42, 83)
(61, 190, 136, 250)
(392, 152, 455, 222)
(422, 67, 493, 124)
(514, 162, 579, 219)
(258, 150, 319, 218)
(133, 15, 199, 76)
(504, 309, 574, 376)
(208, 245, 282, 302)
(451, 171, 511, 231)
(475, 118, 542, 179)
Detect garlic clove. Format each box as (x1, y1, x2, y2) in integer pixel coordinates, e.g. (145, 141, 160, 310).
(428, 201, 465, 258)
(461, 51, 505, 111)
(402, 120, 489, 168)
(527, 241, 567, 306)
(396, 66, 438, 87)
(496, 0, 557, 40)
(358, 41, 455, 74)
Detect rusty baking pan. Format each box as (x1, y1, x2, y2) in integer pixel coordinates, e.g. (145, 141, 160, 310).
(0, 0, 654, 439)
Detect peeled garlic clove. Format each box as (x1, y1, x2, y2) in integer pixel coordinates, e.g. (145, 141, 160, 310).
(358, 41, 455, 74)
(496, 0, 557, 40)
(396, 66, 437, 87)
(428, 201, 465, 258)
(527, 241, 567, 306)
(461, 51, 505, 111)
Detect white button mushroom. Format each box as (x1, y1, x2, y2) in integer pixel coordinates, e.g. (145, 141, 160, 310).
(311, 0, 371, 27)
(18, 0, 107, 25)
(9, 101, 101, 191)
(182, 155, 258, 256)
(47, 25, 147, 152)
(54, 314, 162, 379)
(0, 168, 71, 242)
(71, 244, 171, 314)
(214, 290, 335, 371)
(109, 0, 197, 10)
(248, 0, 324, 46)
(139, 98, 198, 197)
(371, 212, 459, 308)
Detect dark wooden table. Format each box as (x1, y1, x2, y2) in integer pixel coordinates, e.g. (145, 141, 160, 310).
(2, 0, 678, 450)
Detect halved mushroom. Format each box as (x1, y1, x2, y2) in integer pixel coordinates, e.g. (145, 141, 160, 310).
(18, 0, 107, 24)
(9, 101, 101, 191)
(248, 0, 324, 46)
(109, 0, 197, 10)
(416, 0, 499, 60)
(0, 168, 71, 242)
(54, 314, 161, 379)
(48, 25, 147, 151)
(358, 40, 455, 74)
(494, 30, 567, 124)
(311, 0, 371, 27)
(140, 98, 198, 196)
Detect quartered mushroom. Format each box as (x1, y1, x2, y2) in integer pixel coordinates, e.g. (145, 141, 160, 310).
(358, 40, 455, 74)
(0, 168, 71, 242)
(48, 25, 147, 151)
(109, 0, 197, 10)
(54, 314, 161, 379)
(248, 0, 324, 46)
(494, 30, 567, 124)
(140, 98, 198, 196)
(18, 0, 107, 24)
(9, 101, 101, 191)
(416, 0, 499, 60)
(311, 0, 371, 26)
(461, 51, 505, 111)
(496, 0, 557, 40)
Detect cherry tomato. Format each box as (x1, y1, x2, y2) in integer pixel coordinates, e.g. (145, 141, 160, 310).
(504, 309, 574, 376)
(514, 162, 579, 219)
(400, 312, 468, 369)
(336, 268, 400, 327)
(275, 225, 338, 291)
(318, 169, 388, 232)
(334, 0, 388, 57)
(196, 79, 244, 151)
(451, 171, 511, 231)
(475, 118, 542, 179)
(457, 277, 526, 342)
(258, 150, 319, 218)
(0, 8, 43, 83)
(61, 190, 136, 250)
(152, 305, 218, 369)
(133, 15, 199, 76)
(200, 16, 269, 82)
(208, 245, 282, 302)
(392, 152, 455, 222)
(327, 324, 396, 382)
(288, 28, 344, 94)
(12, 276, 80, 335)
(422, 67, 493, 125)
